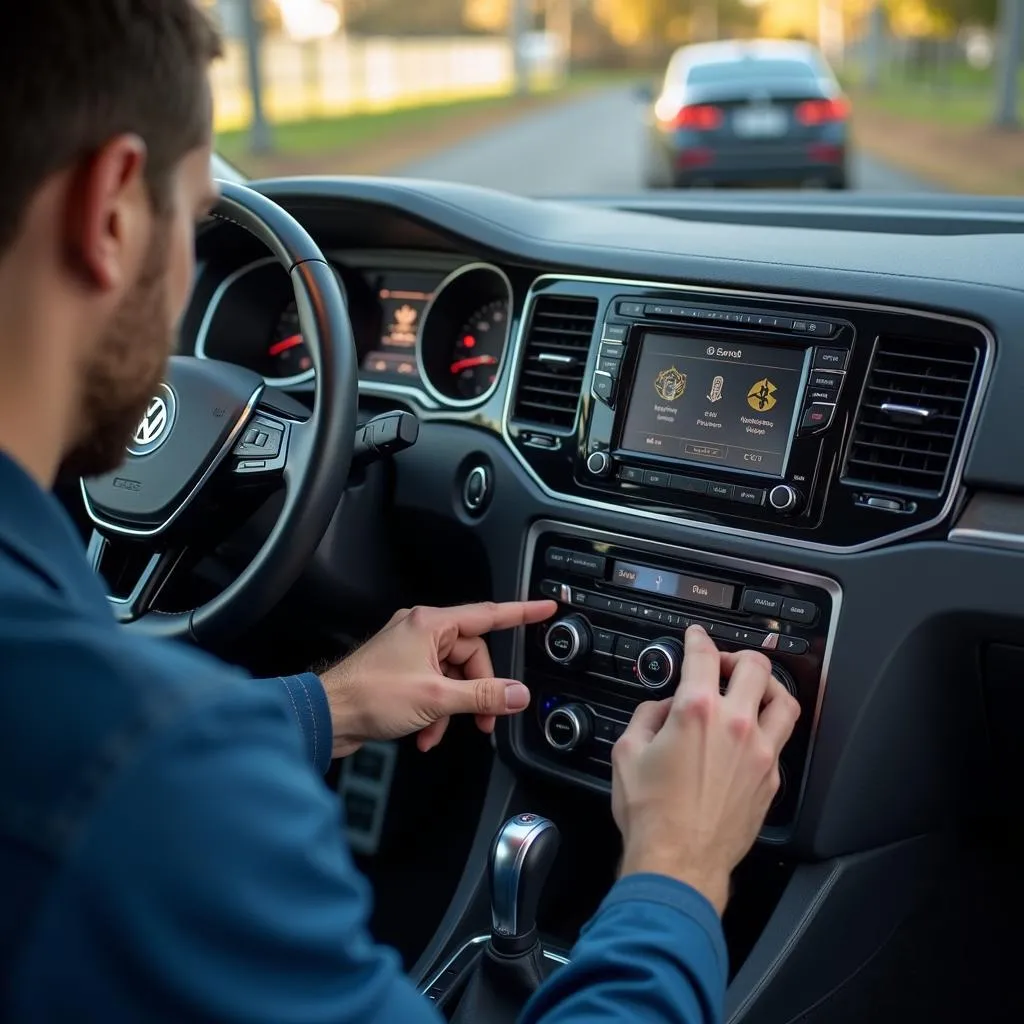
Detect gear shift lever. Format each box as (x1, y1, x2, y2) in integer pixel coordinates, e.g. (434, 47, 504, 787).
(489, 812, 560, 956)
(448, 814, 560, 1023)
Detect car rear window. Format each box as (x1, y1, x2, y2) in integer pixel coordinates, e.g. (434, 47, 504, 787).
(687, 59, 821, 85)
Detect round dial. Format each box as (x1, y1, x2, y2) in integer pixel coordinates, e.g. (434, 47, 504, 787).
(450, 299, 508, 400)
(265, 301, 313, 379)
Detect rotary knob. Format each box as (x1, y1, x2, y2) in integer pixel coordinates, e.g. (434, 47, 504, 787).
(543, 703, 593, 752)
(586, 450, 612, 477)
(635, 637, 685, 690)
(770, 663, 798, 701)
(768, 484, 802, 514)
(543, 614, 592, 667)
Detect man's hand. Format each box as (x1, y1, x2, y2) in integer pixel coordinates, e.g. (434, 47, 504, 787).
(611, 624, 800, 916)
(320, 600, 557, 758)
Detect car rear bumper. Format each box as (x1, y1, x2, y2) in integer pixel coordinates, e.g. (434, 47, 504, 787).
(664, 137, 848, 186)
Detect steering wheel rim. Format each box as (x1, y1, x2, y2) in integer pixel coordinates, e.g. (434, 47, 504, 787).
(82, 180, 358, 645)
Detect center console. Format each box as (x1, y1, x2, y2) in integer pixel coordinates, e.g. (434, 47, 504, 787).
(501, 521, 840, 841)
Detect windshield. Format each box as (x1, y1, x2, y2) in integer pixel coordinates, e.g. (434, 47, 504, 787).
(208, 0, 1023, 197)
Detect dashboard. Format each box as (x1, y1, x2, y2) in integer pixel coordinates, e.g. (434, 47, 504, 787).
(188, 176, 1024, 868)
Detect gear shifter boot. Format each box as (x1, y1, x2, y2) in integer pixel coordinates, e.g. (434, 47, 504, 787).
(452, 943, 552, 1024)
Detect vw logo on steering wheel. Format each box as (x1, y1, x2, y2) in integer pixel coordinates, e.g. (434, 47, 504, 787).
(128, 383, 177, 457)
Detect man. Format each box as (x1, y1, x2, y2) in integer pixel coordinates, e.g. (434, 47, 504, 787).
(0, 3, 800, 1021)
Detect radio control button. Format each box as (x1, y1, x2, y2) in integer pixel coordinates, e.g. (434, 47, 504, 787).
(620, 466, 644, 484)
(734, 486, 765, 506)
(586, 450, 612, 478)
(597, 357, 621, 374)
(617, 301, 644, 316)
(599, 343, 624, 361)
(639, 606, 665, 624)
(708, 482, 735, 500)
(670, 474, 708, 495)
(636, 638, 685, 690)
(781, 598, 818, 625)
(601, 323, 627, 342)
(539, 580, 563, 601)
(812, 347, 847, 369)
(805, 386, 839, 404)
(809, 369, 844, 390)
(778, 635, 810, 655)
(592, 627, 616, 654)
(544, 703, 592, 752)
(742, 590, 783, 615)
(592, 371, 616, 404)
(544, 615, 591, 666)
(568, 551, 606, 576)
(800, 402, 836, 434)
(643, 470, 671, 488)
(769, 484, 802, 513)
(614, 635, 641, 660)
(544, 548, 572, 569)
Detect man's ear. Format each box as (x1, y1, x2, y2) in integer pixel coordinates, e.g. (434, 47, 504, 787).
(67, 134, 150, 293)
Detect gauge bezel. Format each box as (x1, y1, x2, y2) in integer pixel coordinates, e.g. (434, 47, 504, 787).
(415, 262, 513, 408)
(195, 255, 346, 387)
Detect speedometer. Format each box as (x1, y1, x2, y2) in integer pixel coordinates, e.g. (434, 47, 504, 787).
(416, 263, 513, 406)
(265, 301, 314, 378)
(450, 299, 508, 400)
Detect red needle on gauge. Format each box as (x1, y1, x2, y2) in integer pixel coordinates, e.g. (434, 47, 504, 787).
(451, 354, 497, 374)
(269, 333, 303, 357)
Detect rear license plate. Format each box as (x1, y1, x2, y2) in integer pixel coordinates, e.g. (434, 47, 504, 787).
(733, 107, 787, 138)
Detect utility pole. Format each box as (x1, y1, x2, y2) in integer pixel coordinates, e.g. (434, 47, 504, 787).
(509, 0, 529, 96)
(242, 0, 272, 154)
(993, 0, 1023, 128)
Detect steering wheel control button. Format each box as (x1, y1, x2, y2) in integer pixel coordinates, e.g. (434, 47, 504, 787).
(781, 598, 818, 625)
(544, 704, 592, 752)
(742, 591, 784, 616)
(812, 346, 847, 369)
(462, 465, 491, 514)
(234, 421, 283, 460)
(586, 450, 612, 478)
(778, 635, 810, 655)
(543, 615, 591, 666)
(636, 638, 684, 690)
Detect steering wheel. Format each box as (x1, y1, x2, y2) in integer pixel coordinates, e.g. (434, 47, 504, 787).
(80, 181, 358, 645)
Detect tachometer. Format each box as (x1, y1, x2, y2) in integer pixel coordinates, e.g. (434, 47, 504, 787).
(450, 299, 508, 400)
(416, 263, 513, 406)
(266, 301, 313, 379)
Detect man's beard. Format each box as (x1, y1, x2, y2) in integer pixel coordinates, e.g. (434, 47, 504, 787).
(60, 222, 174, 480)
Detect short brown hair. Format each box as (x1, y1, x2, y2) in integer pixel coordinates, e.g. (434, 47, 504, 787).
(0, 1, 222, 250)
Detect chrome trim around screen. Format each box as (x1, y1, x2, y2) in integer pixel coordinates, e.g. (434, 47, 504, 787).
(513, 519, 843, 845)
(500, 273, 995, 554)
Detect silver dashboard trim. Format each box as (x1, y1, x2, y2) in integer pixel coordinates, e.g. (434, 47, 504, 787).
(500, 273, 996, 554)
(414, 261, 514, 409)
(194, 256, 317, 387)
(420, 934, 569, 994)
(948, 527, 1024, 551)
(81, 386, 263, 538)
(514, 519, 843, 844)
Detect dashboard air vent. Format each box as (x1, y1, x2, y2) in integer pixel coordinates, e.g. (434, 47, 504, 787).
(512, 295, 598, 430)
(842, 336, 978, 496)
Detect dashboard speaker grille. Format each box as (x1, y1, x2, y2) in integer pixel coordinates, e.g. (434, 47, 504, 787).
(842, 336, 979, 496)
(511, 295, 598, 431)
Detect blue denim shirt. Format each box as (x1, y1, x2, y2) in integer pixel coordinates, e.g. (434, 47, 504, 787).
(0, 451, 726, 1022)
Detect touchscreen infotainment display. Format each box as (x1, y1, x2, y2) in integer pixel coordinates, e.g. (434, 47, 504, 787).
(619, 333, 808, 477)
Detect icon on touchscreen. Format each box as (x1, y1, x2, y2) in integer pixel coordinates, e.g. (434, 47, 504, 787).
(707, 375, 724, 403)
(747, 377, 778, 412)
(654, 366, 687, 401)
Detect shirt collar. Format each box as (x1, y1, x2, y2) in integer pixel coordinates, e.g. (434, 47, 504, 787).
(0, 450, 109, 609)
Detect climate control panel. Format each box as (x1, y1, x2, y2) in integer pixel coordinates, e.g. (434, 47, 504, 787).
(506, 525, 840, 838)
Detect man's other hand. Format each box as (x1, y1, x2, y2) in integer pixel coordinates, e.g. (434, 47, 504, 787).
(611, 624, 801, 916)
(320, 600, 557, 758)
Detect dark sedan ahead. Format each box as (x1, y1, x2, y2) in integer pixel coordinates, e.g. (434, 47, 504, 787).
(643, 40, 851, 189)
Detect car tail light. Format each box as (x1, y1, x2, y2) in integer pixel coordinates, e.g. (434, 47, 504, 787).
(658, 102, 723, 131)
(795, 98, 849, 126)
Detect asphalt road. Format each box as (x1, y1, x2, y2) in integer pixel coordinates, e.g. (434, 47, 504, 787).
(399, 86, 935, 195)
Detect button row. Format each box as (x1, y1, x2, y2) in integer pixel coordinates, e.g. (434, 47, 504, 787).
(615, 299, 836, 338)
(539, 580, 809, 655)
(619, 466, 765, 508)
